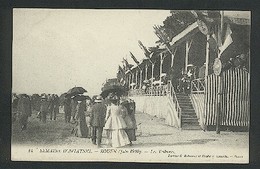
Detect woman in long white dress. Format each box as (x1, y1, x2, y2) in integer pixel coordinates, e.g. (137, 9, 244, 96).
(104, 95, 130, 148)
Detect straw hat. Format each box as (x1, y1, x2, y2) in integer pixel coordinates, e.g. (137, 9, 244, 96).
(95, 96, 103, 103)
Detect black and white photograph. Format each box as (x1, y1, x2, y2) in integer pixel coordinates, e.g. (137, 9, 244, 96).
(11, 9, 250, 163)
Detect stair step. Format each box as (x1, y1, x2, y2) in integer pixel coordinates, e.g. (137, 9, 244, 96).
(178, 99, 191, 102)
(182, 118, 199, 122)
(181, 108, 195, 112)
(176, 94, 189, 97)
(179, 105, 194, 108)
(176, 95, 190, 98)
(177, 97, 191, 100)
(179, 102, 192, 105)
(182, 114, 197, 118)
(182, 125, 201, 130)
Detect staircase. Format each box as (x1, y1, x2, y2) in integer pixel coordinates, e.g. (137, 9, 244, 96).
(176, 93, 201, 130)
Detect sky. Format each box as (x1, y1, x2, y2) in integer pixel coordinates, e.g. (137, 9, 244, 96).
(13, 9, 171, 96)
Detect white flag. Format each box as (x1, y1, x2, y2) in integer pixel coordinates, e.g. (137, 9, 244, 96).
(219, 24, 233, 56)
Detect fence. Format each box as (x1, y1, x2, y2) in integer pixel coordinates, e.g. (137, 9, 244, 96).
(204, 68, 250, 127)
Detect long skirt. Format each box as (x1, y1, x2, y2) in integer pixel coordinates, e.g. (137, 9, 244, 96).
(125, 129, 136, 141)
(74, 120, 88, 138)
(106, 129, 130, 148)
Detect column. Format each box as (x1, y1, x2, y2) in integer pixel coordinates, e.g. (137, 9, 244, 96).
(185, 40, 189, 74)
(151, 63, 154, 85)
(205, 34, 210, 78)
(135, 70, 138, 88)
(159, 53, 163, 86)
(145, 64, 148, 80)
(140, 69, 143, 89)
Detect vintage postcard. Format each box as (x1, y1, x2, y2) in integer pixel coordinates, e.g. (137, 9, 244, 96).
(12, 9, 250, 163)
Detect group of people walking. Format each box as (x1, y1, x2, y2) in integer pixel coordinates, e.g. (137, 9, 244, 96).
(67, 93, 137, 148)
(39, 94, 60, 122)
(12, 91, 138, 148)
(12, 93, 60, 130)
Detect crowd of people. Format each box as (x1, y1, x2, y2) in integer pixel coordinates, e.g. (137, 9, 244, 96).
(69, 93, 137, 148)
(12, 91, 137, 148)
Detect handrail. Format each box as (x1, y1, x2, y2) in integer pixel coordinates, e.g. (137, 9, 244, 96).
(167, 80, 182, 128)
(191, 78, 205, 93)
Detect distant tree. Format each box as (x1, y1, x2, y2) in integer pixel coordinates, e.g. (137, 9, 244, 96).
(162, 11, 196, 41)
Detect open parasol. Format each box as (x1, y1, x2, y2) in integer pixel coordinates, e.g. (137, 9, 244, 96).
(72, 94, 91, 101)
(59, 93, 68, 104)
(66, 87, 87, 98)
(100, 85, 126, 99)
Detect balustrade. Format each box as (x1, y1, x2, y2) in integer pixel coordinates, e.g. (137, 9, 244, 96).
(191, 78, 205, 93)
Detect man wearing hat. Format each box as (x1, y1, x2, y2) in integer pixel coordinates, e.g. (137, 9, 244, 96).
(90, 96, 107, 147)
(40, 94, 49, 123)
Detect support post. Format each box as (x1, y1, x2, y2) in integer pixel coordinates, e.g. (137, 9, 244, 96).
(205, 34, 210, 77)
(128, 73, 131, 89)
(216, 10, 224, 134)
(160, 53, 163, 86)
(145, 64, 148, 80)
(140, 69, 143, 89)
(159, 53, 166, 87)
(185, 40, 193, 73)
(171, 48, 177, 68)
(185, 41, 189, 73)
(151, 63, 154, 85)
(135, 70, 138, 89)
(216, 75, 222, 134)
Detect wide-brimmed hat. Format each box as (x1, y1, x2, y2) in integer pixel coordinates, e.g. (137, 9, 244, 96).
(95, 96, 103, 103)
(41, 95, 47, 99)
(110, 95, 119, 101)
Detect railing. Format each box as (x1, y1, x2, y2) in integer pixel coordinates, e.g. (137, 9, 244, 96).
(128, 89, 145, 96)
(191, 78, 205, 94)
(128, 80, 182, 128)
(128, 85, 168, 97)
(167, 80, 182, 128)
(145, 85, 168, 96)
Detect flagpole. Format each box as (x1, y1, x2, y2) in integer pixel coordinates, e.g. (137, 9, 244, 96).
(216, 10, 224, 134)
(205, 34, 210, 77)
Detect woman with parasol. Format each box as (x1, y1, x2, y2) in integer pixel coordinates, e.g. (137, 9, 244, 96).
(103, 93, 130, 148)
(72, 94, 90, 138)
(120, 99, 137, 146)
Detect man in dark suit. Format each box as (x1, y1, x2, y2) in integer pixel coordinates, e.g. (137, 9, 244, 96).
(90, 96, 107, 147)
(40, 95, 49, 123)
(17, 94, 32, 130)
(64, 97, 71, 123)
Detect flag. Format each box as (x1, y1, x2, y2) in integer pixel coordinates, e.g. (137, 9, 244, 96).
(193, 10, 221, 24)
(192, 10, 221, 35)
(208, 31, 218, 52)
(153, 25, 170, 43)
(122, 58, 130, 68)
(219, 24, 233, 56)
(122, 58, 134, 73)
(129, 52, 139, 65)
(138, 40, 150, 58)
(118, 65, 125, 75)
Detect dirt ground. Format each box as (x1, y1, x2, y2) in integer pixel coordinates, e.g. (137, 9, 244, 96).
(12, 111, 249, 149)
